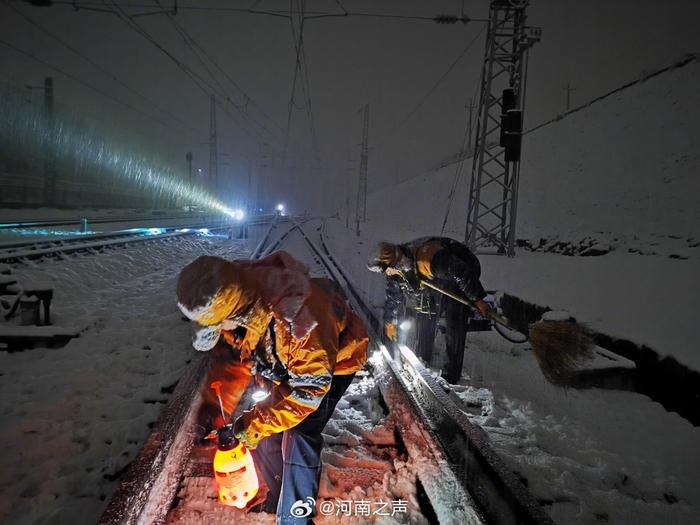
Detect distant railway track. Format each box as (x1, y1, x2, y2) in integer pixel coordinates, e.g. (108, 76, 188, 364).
(0, 216, 279, 264)
(0, 213, 219, 230)
(99, 219, 554, 525)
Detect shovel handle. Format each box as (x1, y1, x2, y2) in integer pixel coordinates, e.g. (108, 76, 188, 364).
(419, 280, 516, 330)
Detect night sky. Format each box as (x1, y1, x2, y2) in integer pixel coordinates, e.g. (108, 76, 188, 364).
(1, 0, 698, 213)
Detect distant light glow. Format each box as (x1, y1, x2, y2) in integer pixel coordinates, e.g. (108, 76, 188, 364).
(0, 95, 239, 218)
(147, 227, 166, 235)
(258, 208, 263, 212)
(276, 204, 284, 211)
(198, 228, 210, 234)
(399, 320, 412, 331)
(232, 209, 245, 221)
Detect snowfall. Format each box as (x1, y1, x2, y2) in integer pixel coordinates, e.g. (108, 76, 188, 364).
(1, 54, 699, 525)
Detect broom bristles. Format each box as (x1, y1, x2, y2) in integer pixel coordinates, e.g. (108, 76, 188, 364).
(529, 320, 594, 385)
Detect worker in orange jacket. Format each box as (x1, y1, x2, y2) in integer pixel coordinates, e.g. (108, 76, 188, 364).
(368, 237, 489, 383)
(177, 251, 368, 524)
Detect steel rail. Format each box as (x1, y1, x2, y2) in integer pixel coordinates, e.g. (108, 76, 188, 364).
(100, 219, 554, 525)
(98, 217, 281, 525)
(310, 220, 554, 525)
(0, 212, 261, 230)
(0, 218, 275, 264)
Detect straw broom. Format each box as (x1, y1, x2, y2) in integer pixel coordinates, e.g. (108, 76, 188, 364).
(419, 280, 594, 384)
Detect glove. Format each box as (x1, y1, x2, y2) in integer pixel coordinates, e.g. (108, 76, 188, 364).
(232, 414, 261, 450)
(384, 321, 397, 341)
(474, 299, 490, 317)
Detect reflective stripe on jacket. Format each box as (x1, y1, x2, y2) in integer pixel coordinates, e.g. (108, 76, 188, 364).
(242, 277, 368, 442)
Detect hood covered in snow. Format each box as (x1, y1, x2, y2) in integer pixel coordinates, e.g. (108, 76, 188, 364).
(177, 250, 317, 343)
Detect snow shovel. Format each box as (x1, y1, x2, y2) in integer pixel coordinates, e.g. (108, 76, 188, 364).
(419, 280, 594, 384)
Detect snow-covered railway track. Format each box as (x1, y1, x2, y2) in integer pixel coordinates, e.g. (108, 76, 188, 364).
(99, 220, 553, 525)
(0, 219, 272, 264)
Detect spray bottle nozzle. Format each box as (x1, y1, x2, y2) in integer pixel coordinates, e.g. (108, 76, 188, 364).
(215, 424, 239, 451)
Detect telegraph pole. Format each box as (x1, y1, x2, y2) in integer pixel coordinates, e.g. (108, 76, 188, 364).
(185, 151, 193, 211)
(564, 81, 575, 111)
(209, 94, 218, 193)
(345, 154, 355, 230)
(355, 104, 369, 236)
(43, 77, 56, 207)
(247, 156, 252, 213)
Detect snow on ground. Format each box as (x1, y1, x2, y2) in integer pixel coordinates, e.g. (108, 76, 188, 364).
(165, 223, 445, 524)
(319, 57, 700, 521)
(333, 55, 700, 373)
(482, 251, 700, 370)
(0, 232, 252, 525)
(450, 331, 700, 525)
(322, 219, 700, 524)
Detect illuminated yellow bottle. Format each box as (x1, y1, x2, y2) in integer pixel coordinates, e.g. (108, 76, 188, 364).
(213, 439, 259, 509)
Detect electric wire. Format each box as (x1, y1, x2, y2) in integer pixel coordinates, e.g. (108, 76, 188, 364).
(382, 24, 486, 146)
(440, 38, 487, 235)
(103, 0, 272, 146)
(4, 1, 198, 137)
(22, 1, 489, 22)
(0, 36, 190, 136)
(152, 0, 283, 138)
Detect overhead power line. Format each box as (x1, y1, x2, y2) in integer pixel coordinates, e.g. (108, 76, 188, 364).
(381, 24, 487, 145)
(102, 0, 276, 146)
(0, 36, 190, 135)
(13, 1, 489, 23)
(5, 1, 198, 136)
(152, 0, 284, 138)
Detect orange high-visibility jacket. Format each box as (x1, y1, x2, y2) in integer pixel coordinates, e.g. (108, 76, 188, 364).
(239, 276, 368, 443)
(178, 251, 368, 442)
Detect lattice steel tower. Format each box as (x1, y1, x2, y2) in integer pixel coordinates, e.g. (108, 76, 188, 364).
(465, 0, 540, 255)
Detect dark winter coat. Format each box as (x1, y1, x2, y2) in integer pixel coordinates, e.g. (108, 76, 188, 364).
(383, 237, 486, 324)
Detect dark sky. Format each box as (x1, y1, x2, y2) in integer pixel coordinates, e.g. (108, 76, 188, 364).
(1, 0, 699, 213)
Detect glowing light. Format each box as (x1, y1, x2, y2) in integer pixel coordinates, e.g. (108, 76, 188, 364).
(258, 208, 263, 212)
(399, 319, 412, 331)
(276, 204, 284, 212)
(213, 444, 260, 508)
(198, 228, 210, 234)
(251, 389, 269, 402)
(0, 91, 239, 218)
(147, 228, 166, 235)
(232, 209, 245, 221)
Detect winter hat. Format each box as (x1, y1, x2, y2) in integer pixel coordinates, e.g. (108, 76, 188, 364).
(367, 242, 400, 272)
(177, 256, 258, 350)
(177, 252, 316, 351)
(177, 256, 257, 324)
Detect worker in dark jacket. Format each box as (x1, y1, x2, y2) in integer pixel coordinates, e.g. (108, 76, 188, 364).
(367, 237, 489, 383)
